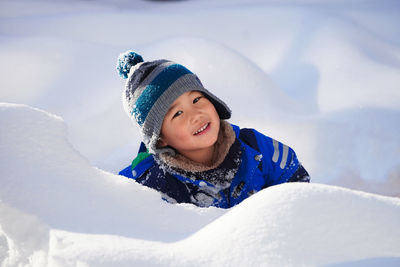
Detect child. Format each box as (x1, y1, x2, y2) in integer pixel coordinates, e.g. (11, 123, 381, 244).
(118, 51, 310, 208)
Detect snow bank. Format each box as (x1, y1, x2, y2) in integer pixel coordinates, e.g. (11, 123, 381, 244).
(0, 202, 49, 267)
(0, 103, 225, 240)
(1, 103, 400, 266)
(47, 184, 400, 267)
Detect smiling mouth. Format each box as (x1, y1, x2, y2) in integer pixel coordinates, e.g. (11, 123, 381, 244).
(194, 122, 210, 135)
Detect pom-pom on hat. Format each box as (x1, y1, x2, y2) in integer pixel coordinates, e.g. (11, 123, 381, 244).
(117, 50, 231, 155)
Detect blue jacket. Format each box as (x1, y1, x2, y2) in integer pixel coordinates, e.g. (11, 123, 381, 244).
(119, 124, 309, 208)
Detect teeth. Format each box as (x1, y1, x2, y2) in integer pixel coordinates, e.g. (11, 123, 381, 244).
(195, 123, 209, 135)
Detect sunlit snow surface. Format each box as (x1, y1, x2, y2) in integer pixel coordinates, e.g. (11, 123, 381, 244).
(1, 0, 400, 266)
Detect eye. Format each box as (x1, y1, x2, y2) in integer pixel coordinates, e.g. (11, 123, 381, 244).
(193, 96, 202, 104)
(172, 110, 183, 119)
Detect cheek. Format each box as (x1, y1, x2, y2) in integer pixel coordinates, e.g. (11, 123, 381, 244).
(163, 123, 191, 144)
(172, 130, 188, 141)
(208, 108, 220, 126)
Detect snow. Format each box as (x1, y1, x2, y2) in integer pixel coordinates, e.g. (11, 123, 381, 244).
(1, 0, 400, 266)
(46, 185, 400, 266)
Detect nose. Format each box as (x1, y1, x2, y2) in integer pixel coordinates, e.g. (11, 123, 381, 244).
(188, 107, 202, 124)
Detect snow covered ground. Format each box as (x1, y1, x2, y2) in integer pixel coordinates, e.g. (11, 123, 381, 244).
(1, 0, 400, 266)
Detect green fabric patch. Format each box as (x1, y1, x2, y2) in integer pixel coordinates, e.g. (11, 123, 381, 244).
(131, 151, 151, 170)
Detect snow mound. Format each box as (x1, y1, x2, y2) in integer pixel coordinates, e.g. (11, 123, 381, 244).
(1, 103, 400, 266)
(0, 103, 225, 240)
(247, 107, 400, 195)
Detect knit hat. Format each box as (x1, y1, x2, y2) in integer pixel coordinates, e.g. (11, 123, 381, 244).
(117, 51, 231, 155)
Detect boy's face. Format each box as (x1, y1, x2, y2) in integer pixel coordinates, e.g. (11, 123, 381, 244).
(159, 91, 220, 158)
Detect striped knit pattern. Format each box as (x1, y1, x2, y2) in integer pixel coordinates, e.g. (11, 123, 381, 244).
(133, 64, 193, 125)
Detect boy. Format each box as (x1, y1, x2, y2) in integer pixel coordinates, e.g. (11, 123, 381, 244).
(117, 51, 309, 208)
